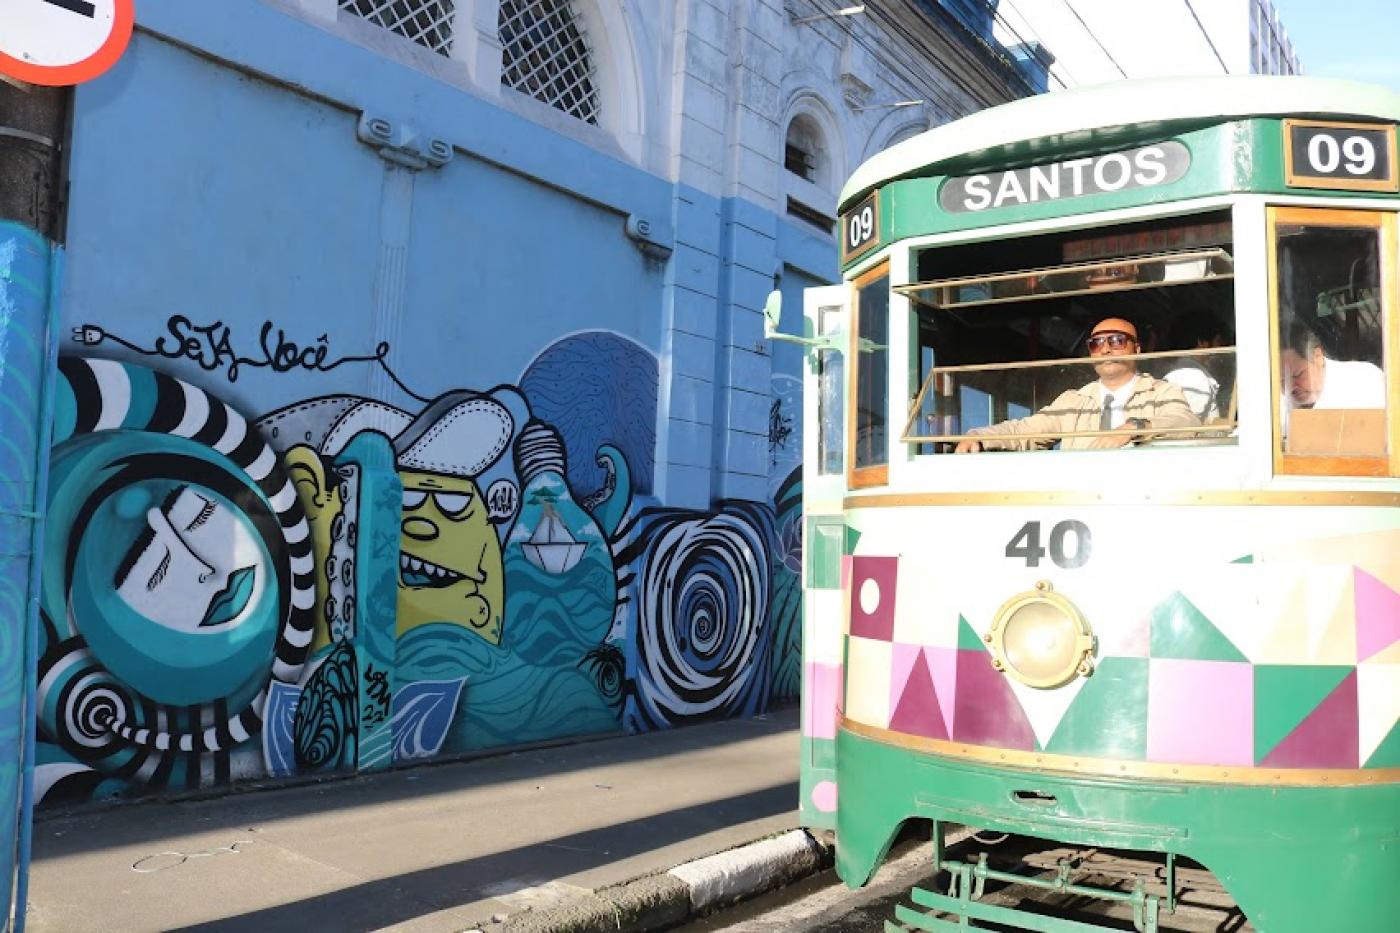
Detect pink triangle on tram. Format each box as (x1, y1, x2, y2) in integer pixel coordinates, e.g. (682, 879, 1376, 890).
(1261, 670, 1359, 768)
(1354, 569, 1400, 662)
(926, 646, 960, 738)
(889, 644, 922, 714)
(953, 649, 1037, 750)
(888, 650, 948, 740)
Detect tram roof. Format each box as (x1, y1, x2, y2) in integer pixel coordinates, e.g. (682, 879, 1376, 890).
(840, 76, 1400, 209)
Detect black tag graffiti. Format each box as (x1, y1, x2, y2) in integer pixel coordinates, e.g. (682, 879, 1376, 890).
(72, 315, 428, 401)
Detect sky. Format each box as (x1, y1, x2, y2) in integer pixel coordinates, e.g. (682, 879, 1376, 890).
(993, 0, 1400, 95)
(1270, 0, 1400, 92)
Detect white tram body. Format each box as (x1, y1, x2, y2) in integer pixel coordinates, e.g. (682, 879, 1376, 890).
(793, 77, 1400, 932)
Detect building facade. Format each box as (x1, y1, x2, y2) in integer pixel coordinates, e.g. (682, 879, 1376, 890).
(26, 0, 1033, 805)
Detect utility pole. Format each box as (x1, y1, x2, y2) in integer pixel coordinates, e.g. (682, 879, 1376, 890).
(0, 77, 68, 239)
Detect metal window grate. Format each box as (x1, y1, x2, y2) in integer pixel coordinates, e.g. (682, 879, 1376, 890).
(341, 0, 455, 56)
(499, 0, 599, 125)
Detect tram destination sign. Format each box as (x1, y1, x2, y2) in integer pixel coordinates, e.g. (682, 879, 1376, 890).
(1283, 119, 1398, 193)
(939, 141, 1191, 214)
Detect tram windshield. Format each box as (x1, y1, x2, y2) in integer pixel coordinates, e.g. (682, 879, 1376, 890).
(900, 213, 1238, 453)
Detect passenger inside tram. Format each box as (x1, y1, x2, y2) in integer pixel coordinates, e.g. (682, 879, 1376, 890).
(901, 211, 1238, 454)
(1160, 308, 1233, 421)
(951, 316, 1198, 452)
(1281, 322, 1384, 413)
(1279, 322, 1385, 455)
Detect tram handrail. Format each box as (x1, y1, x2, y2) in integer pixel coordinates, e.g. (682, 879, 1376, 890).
(903, 347, 1237, 440)
(914, 346, 1234, 375)
(900, 423, 1237, 445)
(895, 248, 1234, 309)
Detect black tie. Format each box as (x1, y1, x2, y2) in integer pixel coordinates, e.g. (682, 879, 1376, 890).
(1100, 394, 1114, 431)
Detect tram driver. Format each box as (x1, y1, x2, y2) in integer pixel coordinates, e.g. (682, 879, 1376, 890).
(953, 317, 1199, 453)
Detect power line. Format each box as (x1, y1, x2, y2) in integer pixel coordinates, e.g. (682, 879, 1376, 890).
(1057, 0, 1128, 80)
(793, 0, 972, 119)
(788, 0, 1045, 133)
(863, 1, 1038, 107)
(1181, 0, 1230, 74)
(812, 0, 1018, 120)
(987, 0, 1073, 90)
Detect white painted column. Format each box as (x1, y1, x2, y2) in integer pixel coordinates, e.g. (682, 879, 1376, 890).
(450, 0, 504, 95)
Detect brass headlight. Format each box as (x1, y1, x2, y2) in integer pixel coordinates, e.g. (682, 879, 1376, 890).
(986, 581, 1096, 689)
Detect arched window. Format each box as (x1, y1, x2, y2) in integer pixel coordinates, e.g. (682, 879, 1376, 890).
(341, 0, 457, 56)
(784, 114, 827, 188)
(499, 0, 600, 126)
(782, 104, 841, 235)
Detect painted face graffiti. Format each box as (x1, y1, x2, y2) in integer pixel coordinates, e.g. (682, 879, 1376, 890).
(113, 485, 261, 632)
(397, 470, 505, 643)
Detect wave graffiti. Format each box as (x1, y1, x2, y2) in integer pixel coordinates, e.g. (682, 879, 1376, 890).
(613, 502, 776, 731)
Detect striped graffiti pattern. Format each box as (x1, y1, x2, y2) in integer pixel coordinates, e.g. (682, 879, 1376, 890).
(38, 358, 314, 790)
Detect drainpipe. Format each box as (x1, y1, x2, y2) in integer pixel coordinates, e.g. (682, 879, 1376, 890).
(0, 76, 69, 933)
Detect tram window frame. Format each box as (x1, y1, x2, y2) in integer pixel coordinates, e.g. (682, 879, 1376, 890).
(849, 262, 891, 488)
(1268, 206, 1399, 477)
(896, 218, 1240, 454)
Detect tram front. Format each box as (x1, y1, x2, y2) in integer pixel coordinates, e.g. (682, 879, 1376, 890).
(793, 77, 1400, 932)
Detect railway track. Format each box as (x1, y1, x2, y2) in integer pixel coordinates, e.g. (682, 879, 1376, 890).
(891, 832, 1253, 932)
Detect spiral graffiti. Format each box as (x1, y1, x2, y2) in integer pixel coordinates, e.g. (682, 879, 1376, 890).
(579, 643, 626, 707)
(613, 502, 775, 731)
(47, 648, 131, 752)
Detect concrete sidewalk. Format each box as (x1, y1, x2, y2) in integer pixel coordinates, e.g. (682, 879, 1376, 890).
(25, 705, 824, 932)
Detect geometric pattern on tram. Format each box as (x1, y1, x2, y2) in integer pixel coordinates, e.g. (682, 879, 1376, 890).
(888, 646, 946, 740)
(1145, 658, 1254, 765)
(1359, 663, 1400, 767)
(1259, 669, 1358, 767)
(1356, 568, 1400, 661)
(844, 545, 1400, 771)
(1253, 664, 1354, 762)
(952, 647, 1037, 749)
(849, 555, 897, 641)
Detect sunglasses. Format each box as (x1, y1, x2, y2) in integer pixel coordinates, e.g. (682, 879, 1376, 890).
(1086, 331, 1137, 352)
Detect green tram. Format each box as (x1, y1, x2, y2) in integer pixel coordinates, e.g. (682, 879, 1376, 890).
(781, 77, 1400, 931)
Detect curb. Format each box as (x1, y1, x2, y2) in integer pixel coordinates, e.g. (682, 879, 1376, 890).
(495, 829, 833, 932)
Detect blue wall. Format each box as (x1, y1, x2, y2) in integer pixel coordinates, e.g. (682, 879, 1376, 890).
(37, 0, 833, 804)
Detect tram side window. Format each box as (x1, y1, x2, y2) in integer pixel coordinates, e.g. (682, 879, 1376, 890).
(1273, 210, 1390, 470)
(902, 215, 1238, 455)
(852, 269, 890, 482)
(817, 305, 845, 475)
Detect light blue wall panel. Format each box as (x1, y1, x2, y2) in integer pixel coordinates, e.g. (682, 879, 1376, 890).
(405, 154, 666, 396)
(64, 33, 387, 414)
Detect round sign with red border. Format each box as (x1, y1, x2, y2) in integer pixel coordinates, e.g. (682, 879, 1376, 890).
(0, 0, 135, 87)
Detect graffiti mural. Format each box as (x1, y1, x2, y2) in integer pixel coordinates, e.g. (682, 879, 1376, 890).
(32, 325, 803, 803)
(36, 358, 315, 799)
(612, 499, 778, 731)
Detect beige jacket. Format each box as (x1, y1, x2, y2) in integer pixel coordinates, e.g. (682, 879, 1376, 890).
(968, 373, 1199, 451)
